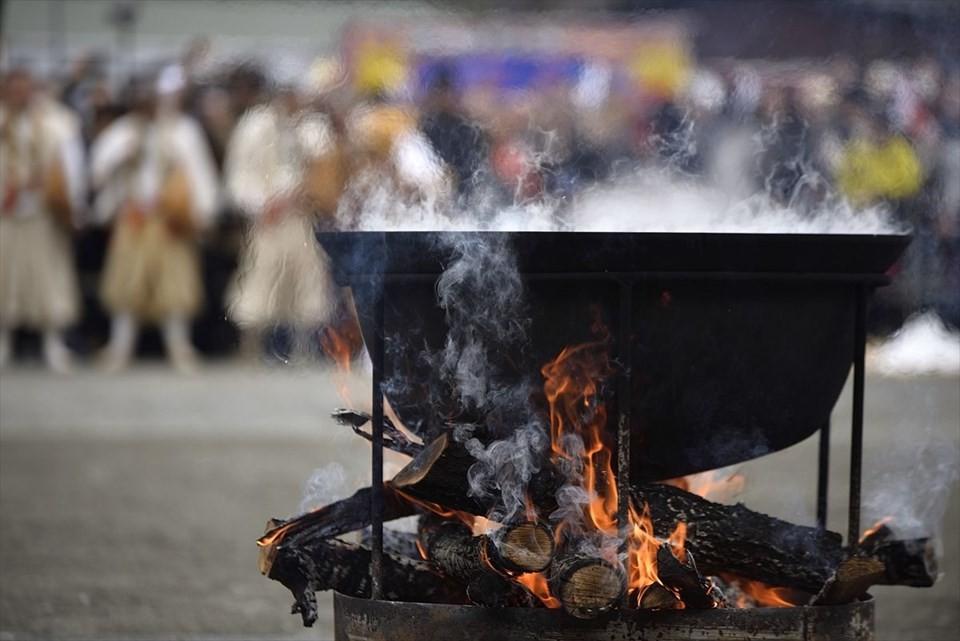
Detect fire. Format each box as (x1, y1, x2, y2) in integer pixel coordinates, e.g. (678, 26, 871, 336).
(627, 502, 660, 597)
(722, 575, 803, 608)
(541, 336, 618, 537)
(664, 468, 745, 502)
(516, 572, 561, 609)
(861, 516, 893, 542)
(320, 324, 357, 405)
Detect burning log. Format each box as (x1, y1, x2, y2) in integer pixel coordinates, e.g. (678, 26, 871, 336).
(258, 485, 417, 575)
(632, 483, 937, 594)
(331, 408, 423, 457)
(548, 553, 628, 619)
(418, 516, 556, 579)
(633, 483, 842, 593)
(267, 537, 467, 627)
(655, 544, 723, 609)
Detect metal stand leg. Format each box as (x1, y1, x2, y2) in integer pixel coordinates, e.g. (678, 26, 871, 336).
(370, 292, 385, 599)
(817, 420, 830, 530)
(616, 282, 632, 601)
(848, 285, 867, 550)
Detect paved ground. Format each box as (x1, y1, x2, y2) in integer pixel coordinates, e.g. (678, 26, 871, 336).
(0, 362, 957, 641)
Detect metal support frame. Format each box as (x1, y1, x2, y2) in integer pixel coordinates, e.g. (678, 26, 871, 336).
(848, 285, 868, 550)
(361, 270, 881, 594)
(616, 282, 633, 604)
(816, 420, 830, 530)
(370, 292, 385, 599)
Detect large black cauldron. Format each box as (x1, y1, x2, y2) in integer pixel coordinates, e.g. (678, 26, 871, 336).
(317, 231, 908, 481)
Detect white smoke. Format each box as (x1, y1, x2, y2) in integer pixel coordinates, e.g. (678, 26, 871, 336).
(299, 461, 347, 514)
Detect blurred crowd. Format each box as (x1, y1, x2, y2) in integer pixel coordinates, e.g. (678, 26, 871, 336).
(1, 35, 958, 373)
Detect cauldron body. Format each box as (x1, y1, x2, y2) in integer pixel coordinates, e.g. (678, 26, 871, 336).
(318, 231, 908, 481)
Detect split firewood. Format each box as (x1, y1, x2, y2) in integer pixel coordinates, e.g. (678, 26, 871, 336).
(466, 571, 543, 608)
(418, 515, 556, 579)
(812, 556, 886, 605)
(267, 537, 468, 627)
(548, 553, 628, 619)
(655, 544, 722, 609)
(257, 485, 417, 575)
(331, 408, 423, 457)
(636, 582, 681, 610)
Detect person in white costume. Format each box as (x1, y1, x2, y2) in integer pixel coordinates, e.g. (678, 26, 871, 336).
(0, 69, 85, 373)
(223, 81, 340, 361)
(91, 67, 218, 372)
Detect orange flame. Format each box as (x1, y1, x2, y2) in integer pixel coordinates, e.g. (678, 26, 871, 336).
(627, 501, 661, 598)
(664, 469, 745, 502)
(320, 325, 357, 405)
(541, 335, 618, 537)
(517, 572, 561, 609)
(723, 575, 804, 608)
(667, 521, 688, 565)
(861, 516, 894, 542)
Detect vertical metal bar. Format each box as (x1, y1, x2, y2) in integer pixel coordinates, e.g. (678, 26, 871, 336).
(616, 283, 632, 551)
(816, 420, 830, 530)
(370, 290, 385, 599)
(848, 285, 867, 550)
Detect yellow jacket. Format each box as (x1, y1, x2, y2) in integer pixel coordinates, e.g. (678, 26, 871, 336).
(837, 134, 923, 206)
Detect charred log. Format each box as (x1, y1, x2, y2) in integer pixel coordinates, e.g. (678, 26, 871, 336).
(418, 516, 556, 579)
(267, 537, 467, 627)
(860, 525, 937, 588)
(633, 484, 843, 593)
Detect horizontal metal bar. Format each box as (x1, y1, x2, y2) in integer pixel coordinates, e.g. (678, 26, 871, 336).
(335, 272, 892, 285)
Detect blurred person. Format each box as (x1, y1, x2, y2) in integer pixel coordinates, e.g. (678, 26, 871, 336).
(90, 67, 218, 372)
(419, 65, 487, 201)
(836, 103, 923, 208)
(223, 76, 340, 362)
(0, 69, 85, 372)
(340, 80, 451, 225)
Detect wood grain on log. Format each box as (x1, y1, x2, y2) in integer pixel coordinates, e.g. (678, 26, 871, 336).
(548, 553, 627, 619)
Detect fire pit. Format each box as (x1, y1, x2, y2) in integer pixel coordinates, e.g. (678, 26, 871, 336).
(258, 231, 933, 641)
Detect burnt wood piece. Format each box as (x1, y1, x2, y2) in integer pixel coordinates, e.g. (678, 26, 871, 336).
(418, 516, 556, 579)
(389, 432, 560, 517)
(331, 408, 423, 457)
(258, 486, 417, 575)
(655, 544, 721, 609)
(268, 538, 467, 627)
(548, 553, 628, 619)
(860, 524, 937, 587)
(812, 556, 886, 605)
(466, 572, 543, 608)
(636, 583, 681, 610)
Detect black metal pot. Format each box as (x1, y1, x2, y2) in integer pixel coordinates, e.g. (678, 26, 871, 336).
(317, 231, 909, 481)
